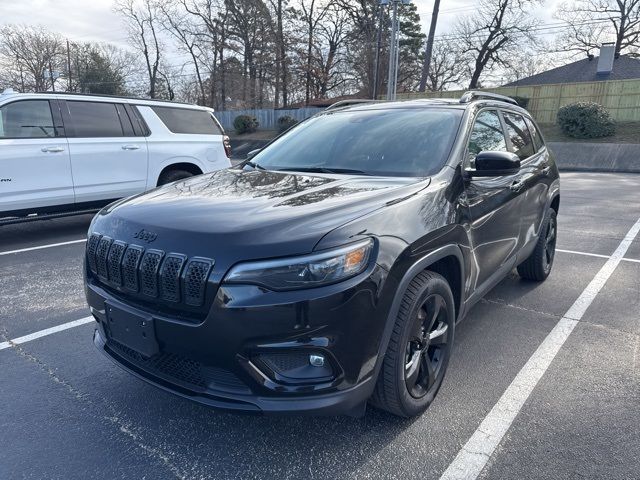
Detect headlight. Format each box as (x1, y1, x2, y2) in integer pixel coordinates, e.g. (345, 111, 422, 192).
(223, 238, 374, 290)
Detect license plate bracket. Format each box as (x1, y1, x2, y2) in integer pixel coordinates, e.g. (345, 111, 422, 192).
(105, 302, 159, 358)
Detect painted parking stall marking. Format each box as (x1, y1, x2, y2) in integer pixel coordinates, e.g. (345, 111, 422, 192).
(439, 217, 640, 480)
(0, 238, 86, 256)
(0, 316, 94, 351)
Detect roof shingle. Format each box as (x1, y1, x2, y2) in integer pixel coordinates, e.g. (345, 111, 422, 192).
(505, 54, 640, 86)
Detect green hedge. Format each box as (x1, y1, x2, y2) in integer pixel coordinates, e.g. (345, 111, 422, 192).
(511, 96, 529, 108)
(277, 115, 298, 133)
(233, 114, 259, 134)
(556, 102, 615, 139)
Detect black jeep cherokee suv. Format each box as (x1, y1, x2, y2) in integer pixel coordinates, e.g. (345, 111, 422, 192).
(85, 92, 560, 418)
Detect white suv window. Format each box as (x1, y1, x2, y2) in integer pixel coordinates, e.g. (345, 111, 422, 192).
(67, 101, 124, 137)
(0, 100, 56, 138)
(151, 106, 223, 135)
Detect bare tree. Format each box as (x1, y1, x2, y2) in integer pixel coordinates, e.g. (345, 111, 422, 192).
(336, 0, 381, 96)
(295, 0, 331, 104)
(424, 41, 464, 91)
(314, 2, 353, 97)
(115, 0, 163, 98)
(555, 0, 640, 57)
(157, 0, 208, 105)
(225, 0, 274, 108)
(454, 0, 540, 89)
(0, 25, 65, 92)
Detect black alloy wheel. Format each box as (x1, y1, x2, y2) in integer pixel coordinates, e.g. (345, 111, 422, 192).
(371, 271, 455, 418)
(543, 213, 557, 274)
(404, 294, 450, 399)
(517, 208, 558, 281)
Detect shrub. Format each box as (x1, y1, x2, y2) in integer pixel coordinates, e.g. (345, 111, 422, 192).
(511, 96, 529, 108)
(556, 102, 616, 139)
(277, 115, 298, 133)
(233, 114, 259, 134)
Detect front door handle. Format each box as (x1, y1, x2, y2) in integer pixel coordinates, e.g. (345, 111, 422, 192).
(41, 146, 65, 153)
(122, 144, 141, 150)
(510, 180, 525, 192)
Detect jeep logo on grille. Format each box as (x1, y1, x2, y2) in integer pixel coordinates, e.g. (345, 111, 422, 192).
(133, 229, 158, 243)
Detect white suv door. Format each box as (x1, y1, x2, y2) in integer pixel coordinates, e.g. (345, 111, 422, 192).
(0, 99, 74, 214)
(62, 99, 148, 203)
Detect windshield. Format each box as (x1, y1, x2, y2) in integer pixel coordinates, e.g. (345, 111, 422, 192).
(250, 108, 463, 177)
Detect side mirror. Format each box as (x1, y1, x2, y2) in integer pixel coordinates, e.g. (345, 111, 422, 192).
(467, 151, 521, 178)
(246, 148, 261, 160)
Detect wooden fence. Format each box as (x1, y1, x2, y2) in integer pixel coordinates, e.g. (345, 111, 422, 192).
(215, 79, 640, 129)
(395, 79, 640, 123)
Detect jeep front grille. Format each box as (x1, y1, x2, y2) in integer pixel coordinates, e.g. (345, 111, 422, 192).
(87, 233, 214, 316)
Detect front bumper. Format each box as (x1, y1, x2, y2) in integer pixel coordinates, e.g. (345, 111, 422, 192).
(94, 328, 374, 415)
(86, 263, 392, 416)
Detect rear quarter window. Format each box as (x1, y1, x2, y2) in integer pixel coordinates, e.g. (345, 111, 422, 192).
(151, 106, 223, 135)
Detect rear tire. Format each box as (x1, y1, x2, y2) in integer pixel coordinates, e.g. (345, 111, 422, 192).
(157, 169, 194, 186)
(370, 271, 455, 418)
(517, 208, 557, 281)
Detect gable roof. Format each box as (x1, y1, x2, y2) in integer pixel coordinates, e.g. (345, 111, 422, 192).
(505, 54, 640, 87)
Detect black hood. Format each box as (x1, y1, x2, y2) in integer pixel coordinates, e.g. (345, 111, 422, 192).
(91, 169, 429, 261)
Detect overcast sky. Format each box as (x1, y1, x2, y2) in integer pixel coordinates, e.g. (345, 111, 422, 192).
(0, 0, 563, 48)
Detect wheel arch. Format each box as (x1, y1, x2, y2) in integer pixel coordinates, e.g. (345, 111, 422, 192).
(156, 162, 203, 186)
(372, 245, 465, 385)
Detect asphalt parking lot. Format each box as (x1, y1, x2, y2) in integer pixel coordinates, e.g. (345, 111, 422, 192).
(1, 171, 639, 480)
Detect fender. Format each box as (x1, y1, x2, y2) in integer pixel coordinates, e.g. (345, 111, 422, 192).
(149, 156, 208, 189)
(369, 244, 466, 386)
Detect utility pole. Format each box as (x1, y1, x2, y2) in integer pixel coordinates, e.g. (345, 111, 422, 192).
(372, 0, 387, 99)
(386, 0, 410, 101)
(386, 0, 398, 100)
(418, 0, 440, 92)
(66, 39, 72, 92)
(48, 60, 56, 92)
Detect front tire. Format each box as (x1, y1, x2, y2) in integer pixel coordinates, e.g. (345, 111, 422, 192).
(370, 271, 455, 418)
(517, 208, 557, 281)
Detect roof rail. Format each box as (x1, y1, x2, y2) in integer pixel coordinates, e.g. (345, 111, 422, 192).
(459, 91, 519, 106)
(29, 91, 196, 106)
(325, 99, 383, 111)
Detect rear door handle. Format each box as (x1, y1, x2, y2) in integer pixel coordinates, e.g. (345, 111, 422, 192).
(510, 180, 525, 192)
(122, 144, 141, 150)
(41, 146, 65, 153)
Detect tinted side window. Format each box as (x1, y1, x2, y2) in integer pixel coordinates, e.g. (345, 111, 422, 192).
(503, 112, 535, 160)
(0, 100, 55, 139)
(67, 101, 124, 137)
(115, 104, 135, 137)
(525, 117, 543, 151)
(151, 106, 223, 135)
(467, 110, 507, 166)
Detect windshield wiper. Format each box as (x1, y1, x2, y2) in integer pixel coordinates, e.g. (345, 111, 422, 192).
(245, 160, 267, 171)
(276, 166, 372, 176)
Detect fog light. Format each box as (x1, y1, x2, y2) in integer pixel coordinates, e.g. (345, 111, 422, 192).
(309, 354, 325, 367)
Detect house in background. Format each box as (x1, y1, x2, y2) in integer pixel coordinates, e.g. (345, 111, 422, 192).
(505, 44, 640, 87)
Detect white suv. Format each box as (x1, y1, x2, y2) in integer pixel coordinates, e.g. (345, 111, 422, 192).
(0, 90, 231, 217)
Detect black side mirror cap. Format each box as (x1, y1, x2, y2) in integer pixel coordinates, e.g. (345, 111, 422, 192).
(466, 151, 521, 178)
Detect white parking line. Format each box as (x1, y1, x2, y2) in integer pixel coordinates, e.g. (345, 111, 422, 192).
(556, 248, 640, 264)
(0, 316, 94, 351)
(440, 217, 640, 480)
(0, 239, 86, 256)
